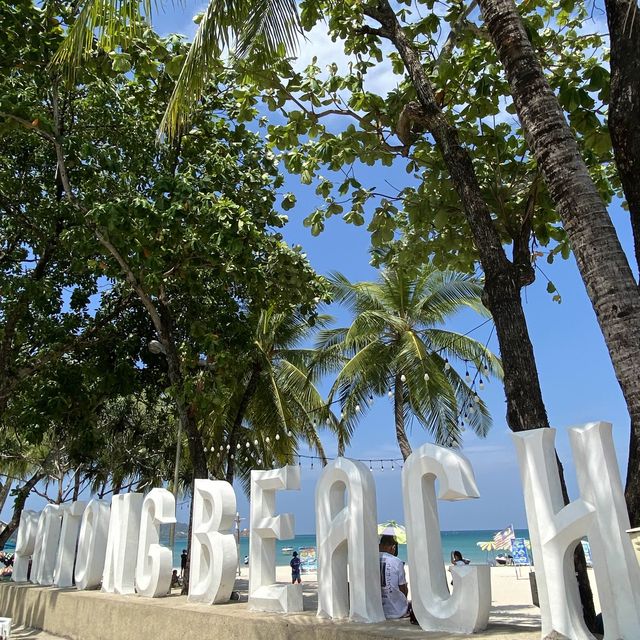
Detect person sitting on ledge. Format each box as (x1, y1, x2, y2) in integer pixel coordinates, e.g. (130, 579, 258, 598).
(379, 534, 409, 619)
(171, 569, 181, 588)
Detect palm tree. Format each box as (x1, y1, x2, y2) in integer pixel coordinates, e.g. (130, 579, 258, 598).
(315, 266, 502, 460)
(52, 1, 302, 135)
(202, 305, 349, 491)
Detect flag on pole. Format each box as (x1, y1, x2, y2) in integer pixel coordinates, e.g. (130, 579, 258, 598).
(493, 525, 515, 550)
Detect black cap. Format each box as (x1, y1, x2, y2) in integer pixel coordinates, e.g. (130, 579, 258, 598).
(292, 551, 298, 556)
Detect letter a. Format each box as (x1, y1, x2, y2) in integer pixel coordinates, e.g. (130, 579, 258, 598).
(248, 465, 302, 613)
(403, 444, 490, 633)
(514, 423, 640, 639)
(188, 479, 237, 604)
(316, 458, 384, 623)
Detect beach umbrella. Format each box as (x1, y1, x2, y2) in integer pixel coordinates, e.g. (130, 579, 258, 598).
(377, 520, 407, 545)
(476, 540, 500, 551)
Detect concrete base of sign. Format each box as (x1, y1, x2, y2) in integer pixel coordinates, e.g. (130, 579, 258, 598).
(0, 581, 541, 640)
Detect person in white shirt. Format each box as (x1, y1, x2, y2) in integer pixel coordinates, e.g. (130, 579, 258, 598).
(378, 535, 409, 619)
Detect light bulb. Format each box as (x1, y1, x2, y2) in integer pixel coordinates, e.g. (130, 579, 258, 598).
(287, 430, 293, 437)
(258, 458, 262, 464)
(474, 394, 480, 403)
(479, 380, 485, 390)
(388, 390, 393, 398)
(265, 436, 270, 443)
(245, 456, 248, 462)
(219, 445, 224, 451)
(423, 373, 429, 382)
(311, 461, 314, 469)
(369, 461, 373, 471)
(246, 442, 250, 448)
(355, 404, 361, 412)
(325, 418, 330, 425)
(275, 433, 280, 440)
(230, 454, 234, 460)
(226, 444, 231, 450)
(203, 447, 208, 452)
(236, 443, 241, 450)
(400, 374, 406, 382)
(444, 359, 451, 371)
(254, 439, 259, 446)
(465, 371, 471, 382)
(391, 463, 395, 471)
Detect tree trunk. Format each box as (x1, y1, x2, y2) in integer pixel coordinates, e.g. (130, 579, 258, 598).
(0, 473, 44, 548)
(72, 469, 81, 501)
(157, 302, 208, 482)
(363, 1, 595, 627)
(478, 0, 640, 528)
(394, 373, 413, 460)
(0, 479, 12, 514)
(225, 362, 262, 483)
(605, 0, 640, 525)
(605, 0, 640, 275)
(180, 478, 195, 595)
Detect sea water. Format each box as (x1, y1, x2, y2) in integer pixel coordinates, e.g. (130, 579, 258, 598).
(164, 529, 530, 568)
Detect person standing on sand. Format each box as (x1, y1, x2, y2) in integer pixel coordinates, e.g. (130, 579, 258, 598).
(180, 549, 188, 578)
(290, 551, 301, 584)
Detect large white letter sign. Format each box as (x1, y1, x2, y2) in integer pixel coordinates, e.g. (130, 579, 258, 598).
(30, 504, 62, 585)
(402, 444, 490, 634)
(135, 488, 175, 598)
(188, 479, 237, 604)
(248, 465, 302, 613)
(54, 501, 87, 587)
(513, 423, 640, 640)
(102, 493, 143, 594)
(75, 499, 110, 590)
(12, 510, 39, 582)
(316, 458, 385, 623)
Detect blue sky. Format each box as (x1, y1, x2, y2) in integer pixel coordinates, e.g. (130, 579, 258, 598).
(7, 3, 632, 537)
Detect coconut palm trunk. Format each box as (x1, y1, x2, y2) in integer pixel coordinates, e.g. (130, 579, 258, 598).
(394, 373, 412, 460)
(478, 0, 640, 527)
(360, 2, 595, 627)
(605, 0, 640, 273)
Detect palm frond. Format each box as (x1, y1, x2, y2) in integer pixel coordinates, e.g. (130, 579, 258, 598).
(423, 329, 503, 378)
(52, 0, 154, 76)
(162, 0, 302, 137)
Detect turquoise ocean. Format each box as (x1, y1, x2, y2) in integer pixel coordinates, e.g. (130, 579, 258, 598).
(164, 529, 530, 568)
(2, 528, 529, 568)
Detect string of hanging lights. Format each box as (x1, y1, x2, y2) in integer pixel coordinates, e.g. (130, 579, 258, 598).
(200, 320, 497, 471)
